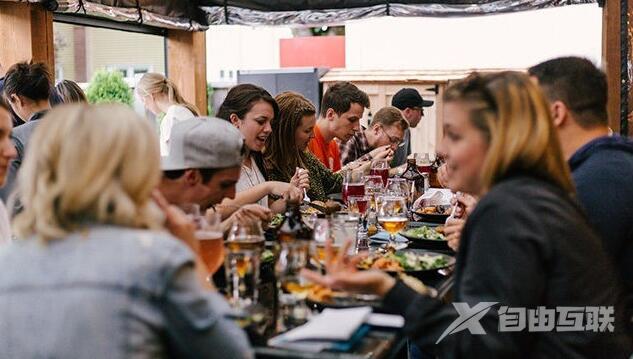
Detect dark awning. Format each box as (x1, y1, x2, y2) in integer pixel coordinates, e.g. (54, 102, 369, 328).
(201, 1, 597, 26)
(0, 0, 597, 31)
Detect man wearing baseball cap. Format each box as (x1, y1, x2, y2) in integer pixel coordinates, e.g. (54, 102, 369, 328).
(159, 117, 248, 210)
(391, 88, 434, 166)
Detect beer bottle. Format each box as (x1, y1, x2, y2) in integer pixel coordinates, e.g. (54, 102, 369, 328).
(277, 204, 313, 242)
(399, 158, 425, 202)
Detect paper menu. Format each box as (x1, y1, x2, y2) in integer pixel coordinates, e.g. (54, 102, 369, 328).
(273, 306, 372, 343)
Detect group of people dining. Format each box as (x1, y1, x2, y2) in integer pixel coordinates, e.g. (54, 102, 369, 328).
(0, 54, 631, 358)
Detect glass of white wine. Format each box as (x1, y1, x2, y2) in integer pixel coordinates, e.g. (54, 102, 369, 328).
(224, 219, 265, 310)
(377, 195, 408, 250)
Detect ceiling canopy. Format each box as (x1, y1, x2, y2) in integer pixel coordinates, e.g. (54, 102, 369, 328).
(2, 0, 597, 31)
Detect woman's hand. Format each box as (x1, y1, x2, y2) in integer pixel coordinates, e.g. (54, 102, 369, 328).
(152, 190, 198, 252)
(300, 240, 396, 297)
(444, 217, 465, 252)
(451, 192, 478, 218)
(291, 167, 310, 190)
(284, 185, 304, 205)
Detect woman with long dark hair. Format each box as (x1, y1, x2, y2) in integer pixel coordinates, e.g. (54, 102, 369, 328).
(265, 91, 341, 201)
(216, 84, 306, 214)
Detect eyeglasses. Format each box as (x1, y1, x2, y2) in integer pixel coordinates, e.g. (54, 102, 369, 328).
(380, 127, 404, 147)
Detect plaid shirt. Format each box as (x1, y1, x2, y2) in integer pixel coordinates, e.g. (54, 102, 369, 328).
(339, 128, 373, 165)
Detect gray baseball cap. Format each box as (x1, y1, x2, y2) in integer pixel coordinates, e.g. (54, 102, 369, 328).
(161, 117, 244, 171)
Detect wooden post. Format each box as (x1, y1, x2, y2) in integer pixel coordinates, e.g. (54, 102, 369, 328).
(0, 2, 54, 76)
(628, 0, 633, 136)
(602, 0, 631, 135)
(167, 30, 208, 116)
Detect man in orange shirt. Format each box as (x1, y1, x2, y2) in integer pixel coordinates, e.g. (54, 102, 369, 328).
(308, 82, 370, 171)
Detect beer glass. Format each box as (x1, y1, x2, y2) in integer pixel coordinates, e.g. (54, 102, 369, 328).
(377, 195, 408, 249)
(196, 213, 224, 275)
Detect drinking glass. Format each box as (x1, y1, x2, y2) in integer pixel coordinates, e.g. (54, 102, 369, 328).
(197, 212, 224, 275)
(342, 170, 365, 205)
(386, 178, 409, 197)
(224, 219, 265, 310)
(330, 213, 358, 255)
(369, 158, 390, 186)
(415, 153, 433, 174)
(363, 175, 383, 212)
(312, 218, 330, 262)
(347, 195, 370, 221)
(276, 226, 313, 328)
(179, 203, 201, 221)
(377, 195, 408, 249)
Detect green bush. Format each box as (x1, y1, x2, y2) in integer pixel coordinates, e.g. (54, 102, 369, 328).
(85, 70, 133, 106)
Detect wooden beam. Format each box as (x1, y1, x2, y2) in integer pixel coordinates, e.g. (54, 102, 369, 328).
(628, 0, 633, 136)
(166, 30, 208, 116)
(603, 0, 622, 134)
(0, 2, 54, 76)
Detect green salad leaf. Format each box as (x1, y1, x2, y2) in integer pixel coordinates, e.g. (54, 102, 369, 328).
(402, 226, 446, 241)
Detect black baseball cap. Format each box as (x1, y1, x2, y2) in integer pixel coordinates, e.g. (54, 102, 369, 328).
(391, 88, 434, 110)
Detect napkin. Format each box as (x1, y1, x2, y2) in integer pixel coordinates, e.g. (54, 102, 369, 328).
(268, 307, 372, 352)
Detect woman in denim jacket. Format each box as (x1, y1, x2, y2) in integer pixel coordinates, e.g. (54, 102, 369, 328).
(0, 104, 253, 358)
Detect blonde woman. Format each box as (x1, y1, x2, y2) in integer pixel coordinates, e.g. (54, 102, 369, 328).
(137, 73, 199, 155)
(303, 72, 632, 356)
(0, 104, 252, 358)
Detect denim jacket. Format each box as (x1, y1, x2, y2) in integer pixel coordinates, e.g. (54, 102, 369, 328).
(0, 225, 253, 358)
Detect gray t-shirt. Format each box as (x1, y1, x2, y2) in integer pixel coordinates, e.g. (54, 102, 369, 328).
(0, 225, 253, 358)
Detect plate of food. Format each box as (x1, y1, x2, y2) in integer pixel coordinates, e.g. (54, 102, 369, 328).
(306, 285, 383, 310)
(357, 247, 454, 280)
(412, 205, 451, 223)
(400, 225, 450, 251)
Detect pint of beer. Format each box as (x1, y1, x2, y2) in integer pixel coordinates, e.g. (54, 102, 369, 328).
(196, 212, 224, 275)
(197, 230, 224, 274)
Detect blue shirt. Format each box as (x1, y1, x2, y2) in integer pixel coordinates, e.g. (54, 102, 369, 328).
(0, 225, 253, 358)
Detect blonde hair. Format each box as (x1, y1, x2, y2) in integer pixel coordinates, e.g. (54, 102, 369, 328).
(137, 73, 199, 116)
(12, 104, 164, 241)
(444, 71, 575, 194)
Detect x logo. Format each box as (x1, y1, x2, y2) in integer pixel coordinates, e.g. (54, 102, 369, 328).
(436, 302, 499, 344)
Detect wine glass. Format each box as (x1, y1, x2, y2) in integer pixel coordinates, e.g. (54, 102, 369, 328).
(386, 178, 409, 197)
(311, 218, 331, 269)
(377, 195, 408, 249)
(276, 226, 313, 329)
(364, 175, 384, 212)
(370, 158, 390, 186)
(347, 195, 369, 221)
(342, 170, 365, 205)
(224, 219, 265, 310)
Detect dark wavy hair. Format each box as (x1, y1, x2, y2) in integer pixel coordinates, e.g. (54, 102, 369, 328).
(216, 83, 278, 123)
